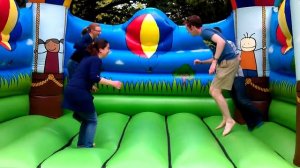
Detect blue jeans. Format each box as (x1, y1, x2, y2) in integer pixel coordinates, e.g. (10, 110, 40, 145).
(242, 69, 258, 77)
(75, 111, 97, 148)
(231, 77, 263, 130)
(67, 59, 79, 79)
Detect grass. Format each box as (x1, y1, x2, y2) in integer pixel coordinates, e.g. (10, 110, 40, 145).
(96, 79, 212, 97)
(270, 81, 296, 103)
(0, 73, 31, 98)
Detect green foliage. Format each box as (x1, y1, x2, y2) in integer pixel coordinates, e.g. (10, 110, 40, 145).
(15, 1, 232, 24)
(69, 0, 232, 24)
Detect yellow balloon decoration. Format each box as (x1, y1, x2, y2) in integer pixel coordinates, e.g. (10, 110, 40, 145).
(0, 0, 18, 51)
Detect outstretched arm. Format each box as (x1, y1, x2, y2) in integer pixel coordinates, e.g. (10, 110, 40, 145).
(254, 46, 266, 51)
(99, 78, 122, 89)
(194, 58, 213, 64)
(89, 59, 122, 90)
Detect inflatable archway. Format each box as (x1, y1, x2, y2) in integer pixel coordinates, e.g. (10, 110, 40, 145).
(291, 0, 300, 165)
(0, 0, 299, 167)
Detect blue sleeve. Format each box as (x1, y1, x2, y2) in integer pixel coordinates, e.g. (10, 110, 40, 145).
(89, 58, 101, 83)
(201, 29, 214, 41)
(74, 34, 92, 50)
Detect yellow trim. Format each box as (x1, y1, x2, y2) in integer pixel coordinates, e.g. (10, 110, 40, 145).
(1, 32, 10, 44)
(245, 78, 270, 92)
(63, 0, 72, 8)
(1, 0, 18, 50)
(278, 0, 293, 53)
(31, 74, 63, 87)
(140, 14, 159, 58)
(0, 34, 11, 50)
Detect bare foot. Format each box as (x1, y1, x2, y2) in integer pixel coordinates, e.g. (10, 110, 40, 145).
(215, 120, 226, 130)
(222, 120, 236, 136)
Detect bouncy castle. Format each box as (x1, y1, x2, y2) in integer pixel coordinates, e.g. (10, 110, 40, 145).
(0, 0, 299, 167)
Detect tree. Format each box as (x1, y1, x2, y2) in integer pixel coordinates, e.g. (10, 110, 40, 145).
(69, 0, 232, 24)
(15, 0, 26, 7)
(15, 0, 232, 24)
(70, 0, 146, 24)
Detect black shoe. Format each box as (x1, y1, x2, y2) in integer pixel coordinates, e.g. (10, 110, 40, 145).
(248, 120, 264, 131)
(255, 120, 264, 128)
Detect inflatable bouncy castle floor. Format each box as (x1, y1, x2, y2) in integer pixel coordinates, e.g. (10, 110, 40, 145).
(0, 0, 299, 168)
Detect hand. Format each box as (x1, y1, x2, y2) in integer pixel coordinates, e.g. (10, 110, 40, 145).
(194, 59, 202, 65)
(91, 85, 98, 92)
(113, 81, 123, 89)
(209, 61, 217, 74)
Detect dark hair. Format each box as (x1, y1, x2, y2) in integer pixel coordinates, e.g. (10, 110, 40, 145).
(38, 38, 64, 44)
(86, 39, 109, 56)
(213, 27, 222, 33)
(184, 15, 202, 28)
(81, 23, 100, 35)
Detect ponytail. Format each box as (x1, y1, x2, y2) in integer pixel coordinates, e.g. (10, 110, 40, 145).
(82, 23, 100, 36)
(81, 27, 90, 35)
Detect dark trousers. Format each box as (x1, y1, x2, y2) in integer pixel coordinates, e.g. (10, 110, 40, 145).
(231, 77, 263, 130)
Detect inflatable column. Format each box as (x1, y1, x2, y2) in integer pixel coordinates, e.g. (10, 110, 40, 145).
(230, 0, 273, 122)
(28, 0, 72, 118)
(291, 0, 300, 165)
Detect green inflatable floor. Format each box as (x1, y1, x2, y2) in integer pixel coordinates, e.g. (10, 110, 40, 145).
(35, 112, 295, 168)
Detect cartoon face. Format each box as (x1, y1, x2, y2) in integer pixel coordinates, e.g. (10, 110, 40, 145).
(44, 39, 60, 52)
(240, 33, 256, 51)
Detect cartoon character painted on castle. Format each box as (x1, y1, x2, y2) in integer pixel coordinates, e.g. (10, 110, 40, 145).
(38, 38, 64, 73)
(239, 32, 265, 77)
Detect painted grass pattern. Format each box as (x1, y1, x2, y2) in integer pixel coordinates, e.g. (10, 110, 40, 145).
(270, 81, 296, 104)
(0, 74, 31, 97)
(97, 79, 212, 97)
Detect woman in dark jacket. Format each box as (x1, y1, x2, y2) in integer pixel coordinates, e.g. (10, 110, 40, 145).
(67, 23, 101, 79)
(63, 39, 122, 148)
